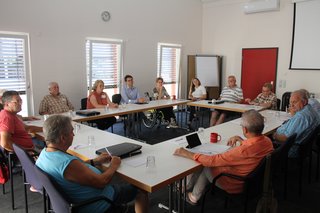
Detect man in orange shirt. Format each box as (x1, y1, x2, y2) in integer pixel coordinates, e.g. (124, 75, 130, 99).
(174, 110, 273, 205)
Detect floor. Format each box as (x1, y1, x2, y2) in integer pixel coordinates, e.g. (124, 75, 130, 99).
(1, 111, 320, 212)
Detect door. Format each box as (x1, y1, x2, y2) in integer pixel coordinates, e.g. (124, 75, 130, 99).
(241, 48, 278, 100)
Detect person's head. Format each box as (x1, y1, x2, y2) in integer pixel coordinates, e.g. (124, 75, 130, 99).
(2, 90, 22, 113)
(241, 110, 264, 137)
(299, 89, 310, 99)
(262, 83, 273, 97)
(124, 75, 134, 88)
(43, 115, 74, 147)
(0, 88, 7, 104)
(289, 90, 308, 116)
(92, 80, 105, 94)
(48, 82, 60, 96)
(156, 77, 164, 87)
(227, 75, 237, 88)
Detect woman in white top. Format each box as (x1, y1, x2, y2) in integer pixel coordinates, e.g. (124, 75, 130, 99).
(188, 78, 207, 128)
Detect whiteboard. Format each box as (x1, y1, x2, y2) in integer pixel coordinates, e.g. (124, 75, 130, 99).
(195, 56, 220, 87)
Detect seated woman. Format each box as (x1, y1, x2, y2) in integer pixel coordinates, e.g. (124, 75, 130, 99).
(152, 77, 178, 128)
(188, 78, 207, 129)
(36, 115, 148, 213)
(87, 80, 117, 130)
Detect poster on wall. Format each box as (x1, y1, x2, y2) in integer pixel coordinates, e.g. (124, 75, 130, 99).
(195, 55, 220, 87)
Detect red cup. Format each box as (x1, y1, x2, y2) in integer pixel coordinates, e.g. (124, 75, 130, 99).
(210, 132, 221, 143)
(172, 95, 176, 100)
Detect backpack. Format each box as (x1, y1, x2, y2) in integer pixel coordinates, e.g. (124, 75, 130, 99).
(0, 150, 9, 184)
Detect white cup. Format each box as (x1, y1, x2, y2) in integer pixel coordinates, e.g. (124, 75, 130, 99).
(212, 99, 216, 104)
(146, 156, 156, 170)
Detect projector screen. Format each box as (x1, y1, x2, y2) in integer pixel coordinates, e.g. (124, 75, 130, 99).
(290, 0, 320, 70)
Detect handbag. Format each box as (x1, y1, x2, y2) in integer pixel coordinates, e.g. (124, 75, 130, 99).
(0, 151, 9, 184)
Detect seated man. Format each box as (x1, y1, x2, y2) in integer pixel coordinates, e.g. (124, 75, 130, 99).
(121, 75, 145, 104)
(245, 82, 277, 110)
(39, 82, 74, 115)
(36, 115, 148, 213)
(174, 110, 273, 205)
(273, 89, 320, 158)
(210, 75, 243, 126)
(0, 91, 44, 152)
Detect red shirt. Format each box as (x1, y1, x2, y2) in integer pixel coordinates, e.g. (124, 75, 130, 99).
(87, 91, 109, 109)
(193, 135, 273, 193)
(0, 110, 33, 150)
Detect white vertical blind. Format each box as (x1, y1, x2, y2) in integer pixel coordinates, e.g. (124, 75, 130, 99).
(0, 36, 26, 93)
(86, 38, 123, 90)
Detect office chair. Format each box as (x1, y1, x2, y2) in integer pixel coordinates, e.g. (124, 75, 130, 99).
(34, 165, 119, 213)
(12, 144, 46, 213)
(201, 156, 267, 213)
(281, 92, 291, 111)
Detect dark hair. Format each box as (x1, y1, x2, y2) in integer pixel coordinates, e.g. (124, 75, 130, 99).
(191, 78, 201, 92)
(156, 77, 164, 83)
(241, 110, 264, 135)
(2, 91, 19, 104)
(124, 75, 133, 82)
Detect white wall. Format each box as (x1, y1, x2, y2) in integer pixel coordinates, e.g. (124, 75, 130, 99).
(202, 0, 320, 98)
(0, 0, 202, 115)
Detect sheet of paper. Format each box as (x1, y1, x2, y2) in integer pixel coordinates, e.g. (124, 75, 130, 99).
(123, 155, 146, 167)
(172, 137, 188, 145)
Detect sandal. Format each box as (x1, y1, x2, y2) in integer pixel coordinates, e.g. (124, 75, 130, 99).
(186, 192, 198, 206)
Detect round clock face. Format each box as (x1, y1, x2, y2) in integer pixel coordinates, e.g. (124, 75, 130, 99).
(101, 11, 111, 22)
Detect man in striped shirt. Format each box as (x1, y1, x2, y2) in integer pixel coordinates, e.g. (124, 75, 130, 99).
(210, 75, 243, 126)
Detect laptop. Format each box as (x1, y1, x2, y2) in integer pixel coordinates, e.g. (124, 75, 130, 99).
(95, 142, 142, 159)
(185, 133, 202, 148)
(76, 110, 100, 116)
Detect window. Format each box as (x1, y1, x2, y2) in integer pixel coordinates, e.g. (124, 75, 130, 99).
(0, 32, 31, 116)
(86, 38, 123, 96)
(157, 43, 181, 97)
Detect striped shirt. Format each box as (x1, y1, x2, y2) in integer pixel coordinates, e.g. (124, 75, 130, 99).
(220, 86, 243, 103)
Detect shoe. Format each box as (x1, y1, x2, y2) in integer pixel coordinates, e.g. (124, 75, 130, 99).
(161, 119, 169, 125)
(186, 192, 198, 206)
(167, 119, 178, 128)
(30, 186, 41, 193)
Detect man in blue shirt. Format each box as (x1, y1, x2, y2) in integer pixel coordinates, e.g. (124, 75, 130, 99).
(121, 75, 145, 104)
(273, 90, 320, 157)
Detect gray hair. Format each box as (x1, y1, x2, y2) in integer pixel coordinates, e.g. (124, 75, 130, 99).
(241, 110, 264, 135)
(48, 82, 58, 89)
(2, 90, 19, 104)
(43, 115, 72, 144)
(298, 89, 310, 99)
(292, 90, 308, 103)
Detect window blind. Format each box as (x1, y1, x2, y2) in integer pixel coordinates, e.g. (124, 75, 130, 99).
(157, 44, 181, 85)
(0, 36, 26, 93)
(86, 39, 122, 90)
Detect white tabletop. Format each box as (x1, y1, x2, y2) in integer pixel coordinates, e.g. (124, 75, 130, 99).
(187, 100, 265, 112)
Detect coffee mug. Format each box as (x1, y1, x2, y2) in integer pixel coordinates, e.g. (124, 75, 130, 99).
(172, 95, 176, 100)
(210, 132, 221, 143)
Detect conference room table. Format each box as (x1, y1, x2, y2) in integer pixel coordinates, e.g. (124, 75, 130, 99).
(187, 100, 265, 113)
(26, 109, 290, 213)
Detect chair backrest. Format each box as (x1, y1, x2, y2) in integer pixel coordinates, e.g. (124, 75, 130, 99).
(299, 124, 320, 158)
(81, 98, 87, 110)
(281, 92, 291, 111)
(112, 94, 122, 104)
(276, 98, 281, 111)
(271, 134, 297, 172)
(245, 156, 267, 197)
(34, 165, 71, 213)
(12, 144, 42, 191)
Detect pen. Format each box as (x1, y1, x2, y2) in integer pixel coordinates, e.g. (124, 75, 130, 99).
(105, 147, 112, 156)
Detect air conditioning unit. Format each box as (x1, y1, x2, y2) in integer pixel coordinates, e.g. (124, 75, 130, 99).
(244, 0, 280, 14)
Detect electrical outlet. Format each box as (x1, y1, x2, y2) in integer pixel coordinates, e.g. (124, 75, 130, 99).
(278, 80, 282, 88)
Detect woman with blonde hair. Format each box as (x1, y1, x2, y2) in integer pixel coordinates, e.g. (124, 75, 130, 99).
(87, 80, 117, 130)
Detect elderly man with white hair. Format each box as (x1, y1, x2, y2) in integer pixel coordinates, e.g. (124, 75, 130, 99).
(39, 82, 74, 115)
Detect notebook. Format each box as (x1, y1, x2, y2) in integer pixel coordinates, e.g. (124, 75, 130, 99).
(95, 142, 142, 159)
(76, 110, 100, 116)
